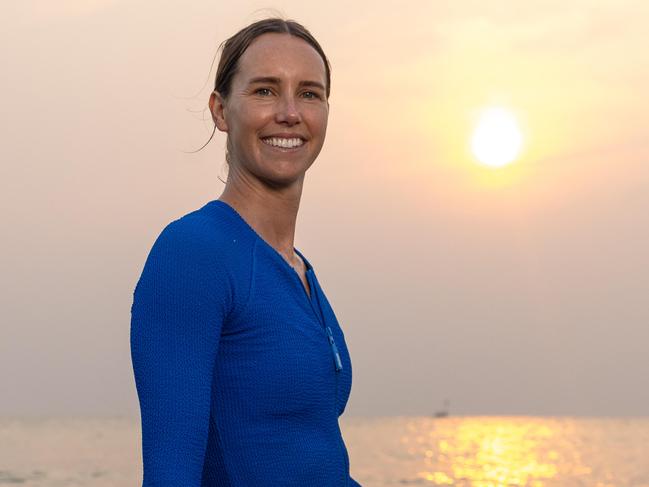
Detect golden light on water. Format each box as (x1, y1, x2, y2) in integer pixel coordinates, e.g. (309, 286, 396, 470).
(397, 417, 592, 486)
(471, 107, 524, 168)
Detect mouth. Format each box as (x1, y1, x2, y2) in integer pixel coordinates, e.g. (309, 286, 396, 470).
(260, 136, 306, 152)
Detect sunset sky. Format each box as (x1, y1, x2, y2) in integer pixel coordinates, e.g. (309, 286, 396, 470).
(1, 0, 648, 417)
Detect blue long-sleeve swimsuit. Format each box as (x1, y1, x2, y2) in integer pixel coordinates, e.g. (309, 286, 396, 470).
(130, 199, 361, 486)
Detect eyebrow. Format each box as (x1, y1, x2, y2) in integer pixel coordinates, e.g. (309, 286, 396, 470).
(247, 76, 325, 91)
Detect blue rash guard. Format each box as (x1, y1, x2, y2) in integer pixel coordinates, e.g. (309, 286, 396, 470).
(130, 199, 361, 486)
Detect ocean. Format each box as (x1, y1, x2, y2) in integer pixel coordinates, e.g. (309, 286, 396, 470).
(1, 416, 648, 486)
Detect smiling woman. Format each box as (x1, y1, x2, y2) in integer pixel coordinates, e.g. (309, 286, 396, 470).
(209, 32, 330, 188)
(130, 17, 362, 487)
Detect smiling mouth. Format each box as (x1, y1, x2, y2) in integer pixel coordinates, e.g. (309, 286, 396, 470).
(260, 137, 306, 151)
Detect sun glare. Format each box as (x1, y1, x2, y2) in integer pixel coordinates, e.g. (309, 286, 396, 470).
(471, 107, 523, 168)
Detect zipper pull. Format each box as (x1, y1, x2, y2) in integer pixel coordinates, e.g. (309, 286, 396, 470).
(326, 326, 343, 372)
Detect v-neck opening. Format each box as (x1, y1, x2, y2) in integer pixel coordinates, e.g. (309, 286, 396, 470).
(209, 199, 314, 298)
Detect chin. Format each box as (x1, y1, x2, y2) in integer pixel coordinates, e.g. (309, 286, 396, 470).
(261, 158, 311, 177)
(259, 168, 307, 189)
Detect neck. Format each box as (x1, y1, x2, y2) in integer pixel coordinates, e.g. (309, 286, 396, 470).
(218, 172, 304, 264)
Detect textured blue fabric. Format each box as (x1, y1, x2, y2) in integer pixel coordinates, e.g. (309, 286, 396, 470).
(130, 199, 361, 486)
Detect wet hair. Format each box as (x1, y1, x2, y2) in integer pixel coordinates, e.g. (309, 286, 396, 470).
(193, 17, 331, 162)
(215, 18, 331, 101)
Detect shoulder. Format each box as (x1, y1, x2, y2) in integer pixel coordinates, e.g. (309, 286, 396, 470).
(134, 213, 228, 314)
(154, 214, 225, 256)
(151, 202, 247, 262)
(139, 203, 254, 312)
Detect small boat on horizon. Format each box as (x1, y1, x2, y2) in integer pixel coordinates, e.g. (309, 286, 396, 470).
(433, 399, 450, 418)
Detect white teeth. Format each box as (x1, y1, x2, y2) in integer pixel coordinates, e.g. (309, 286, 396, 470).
(262, 137, 304, 148)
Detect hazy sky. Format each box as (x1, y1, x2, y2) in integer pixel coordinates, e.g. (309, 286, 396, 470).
(1, 0, 648, 418)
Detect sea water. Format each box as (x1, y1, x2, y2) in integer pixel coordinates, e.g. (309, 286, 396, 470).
(1, 416, 648, 486)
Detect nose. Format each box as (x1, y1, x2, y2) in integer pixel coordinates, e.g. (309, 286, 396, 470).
(275, 95, 301, 125)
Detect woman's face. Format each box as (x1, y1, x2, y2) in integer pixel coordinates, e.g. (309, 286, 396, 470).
(210, 33, 329, 188)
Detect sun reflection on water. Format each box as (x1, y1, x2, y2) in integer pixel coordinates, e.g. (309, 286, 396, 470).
(344, 416, 649, 486)
(402, 417, 588, 486)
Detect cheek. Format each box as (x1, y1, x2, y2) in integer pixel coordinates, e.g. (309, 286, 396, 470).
(228, 112, 258, 145)
(309, 107, 329, 134)
(318, 116, 329, 138)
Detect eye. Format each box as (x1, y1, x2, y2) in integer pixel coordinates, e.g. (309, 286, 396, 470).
(255, 88, 273, 96)
(302, 91, 322, 100)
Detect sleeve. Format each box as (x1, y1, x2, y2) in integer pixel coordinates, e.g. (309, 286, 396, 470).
(130, 218, 232, 486)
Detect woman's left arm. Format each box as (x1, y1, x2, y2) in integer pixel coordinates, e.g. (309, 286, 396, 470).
(130, 217, 232, 486)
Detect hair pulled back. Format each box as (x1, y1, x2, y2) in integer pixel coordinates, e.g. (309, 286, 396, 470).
(191, 18, 331, 165)
(214, 17, 331, 100)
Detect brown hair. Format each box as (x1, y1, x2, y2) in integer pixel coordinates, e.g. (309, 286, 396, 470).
(191, 17, 331, 157)
(215, 18, 331, 100)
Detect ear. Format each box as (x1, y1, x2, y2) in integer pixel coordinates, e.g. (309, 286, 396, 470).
(209, 91, 229, 133)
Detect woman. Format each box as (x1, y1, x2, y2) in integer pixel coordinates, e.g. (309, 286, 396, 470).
(130, 18, 361, 486)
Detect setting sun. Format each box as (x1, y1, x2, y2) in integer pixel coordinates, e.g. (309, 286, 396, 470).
(471, 107, 523, 168)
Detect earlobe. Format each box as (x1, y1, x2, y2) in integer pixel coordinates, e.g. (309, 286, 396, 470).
(209, 91, 229, 132)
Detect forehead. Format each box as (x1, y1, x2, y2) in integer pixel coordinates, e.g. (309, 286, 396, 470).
(236, 33, 326, 84)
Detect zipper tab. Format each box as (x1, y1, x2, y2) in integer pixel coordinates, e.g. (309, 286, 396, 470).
(326, 326, 343, 372)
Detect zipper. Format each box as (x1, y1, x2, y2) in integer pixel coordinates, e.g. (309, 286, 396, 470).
(304, 269, 343, 372)
(302, 267, 349, 484)
(326, 326, 343, 371)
